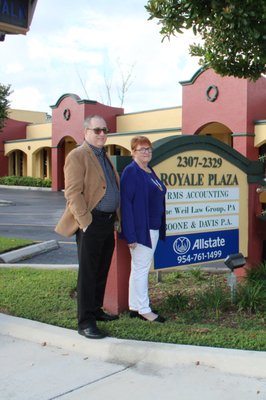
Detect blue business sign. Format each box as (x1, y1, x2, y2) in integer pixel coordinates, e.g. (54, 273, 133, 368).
(154, 229, 239, 269)
(0, 0, 37, 39)
(0, 0, 28, 28)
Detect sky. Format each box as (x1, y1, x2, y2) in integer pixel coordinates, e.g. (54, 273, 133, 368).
(0, 0, 201, 115)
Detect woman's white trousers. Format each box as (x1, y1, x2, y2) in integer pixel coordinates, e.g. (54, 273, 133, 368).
(129, 229, 159, 314)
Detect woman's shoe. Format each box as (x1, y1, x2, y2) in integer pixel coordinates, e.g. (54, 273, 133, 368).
(129, 309, 158, 318)
(139, 312, 166, 323)
(153, 315, 165, 323)
(129, 310, 139, 318)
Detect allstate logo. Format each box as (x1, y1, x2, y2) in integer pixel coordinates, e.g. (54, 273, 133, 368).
(173, 236, 191, 255)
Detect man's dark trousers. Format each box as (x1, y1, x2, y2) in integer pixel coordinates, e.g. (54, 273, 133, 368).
(76, 212, 115, 329)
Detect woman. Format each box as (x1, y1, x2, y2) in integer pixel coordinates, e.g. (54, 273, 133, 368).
(120, 136, 166, 322)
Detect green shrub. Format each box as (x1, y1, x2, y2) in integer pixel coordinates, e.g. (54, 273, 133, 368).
(236, 282, 266, 313)
(161, 291, 189, 313)
(162, 271, 183, 283)
(245, 261, 266, 286)
(195, 282, 231, 318)
(0, 176, 51, 187)
(187, 266, 206, 281)
(235, 262, 266, 313)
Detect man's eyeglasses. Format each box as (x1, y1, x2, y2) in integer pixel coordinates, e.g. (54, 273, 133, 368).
(88, 127, 109, 135)
(135, 147, 153, 154)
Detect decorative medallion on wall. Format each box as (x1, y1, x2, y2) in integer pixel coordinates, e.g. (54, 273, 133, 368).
(206, 85, 219, 102)
(63, 108, 71, 121)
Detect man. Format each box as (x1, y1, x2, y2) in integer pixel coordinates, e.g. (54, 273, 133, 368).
(55, 115, 120, 339)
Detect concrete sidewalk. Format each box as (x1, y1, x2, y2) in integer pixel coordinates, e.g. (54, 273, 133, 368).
(1, 313, 266, 400)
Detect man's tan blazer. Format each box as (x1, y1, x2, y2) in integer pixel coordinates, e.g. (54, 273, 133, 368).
(55, 142, 120, 237)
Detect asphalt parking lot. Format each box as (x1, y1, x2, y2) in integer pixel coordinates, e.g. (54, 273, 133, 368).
(0, 187, 78, 265)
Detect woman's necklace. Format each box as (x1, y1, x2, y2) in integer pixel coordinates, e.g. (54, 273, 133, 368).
(135, 160, 163, 190)
(151, 177, 164, 191)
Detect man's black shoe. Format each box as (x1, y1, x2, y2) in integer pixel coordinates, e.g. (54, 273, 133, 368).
(95, 309, 119, 322)
(78, 324, 106, 339)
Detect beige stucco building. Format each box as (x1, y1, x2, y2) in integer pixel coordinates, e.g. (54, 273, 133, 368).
(1, 67, 265, 201)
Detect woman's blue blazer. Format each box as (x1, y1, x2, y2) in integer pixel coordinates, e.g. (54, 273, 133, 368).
(120, 161, 166, 248)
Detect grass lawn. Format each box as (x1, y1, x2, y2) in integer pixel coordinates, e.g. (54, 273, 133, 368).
(0, 236, 34, 254)
(0, 266, 266, 351)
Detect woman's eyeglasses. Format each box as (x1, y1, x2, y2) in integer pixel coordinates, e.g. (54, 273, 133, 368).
(87, 127, 109, 135)
(135, 147, 153, 154)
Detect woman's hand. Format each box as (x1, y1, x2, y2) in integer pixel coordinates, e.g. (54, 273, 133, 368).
(128, 242, 137, 250)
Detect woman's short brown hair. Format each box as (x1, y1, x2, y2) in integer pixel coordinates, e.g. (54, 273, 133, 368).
(131, 136, 152, 151)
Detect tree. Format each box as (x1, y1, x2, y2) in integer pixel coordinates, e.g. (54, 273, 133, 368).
(0, 83, 11, 131)
(145, 0, 266, 80)
(116, 59, 135, 107)
(102, 59, 135, 107)
(76, 59, 135, 107)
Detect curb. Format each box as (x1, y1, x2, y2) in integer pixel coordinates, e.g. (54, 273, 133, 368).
(0, 240, 59, 263)
(1, 313, 265, 378)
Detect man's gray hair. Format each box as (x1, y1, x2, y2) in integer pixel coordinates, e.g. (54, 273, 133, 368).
(84, 115, 106, 129)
